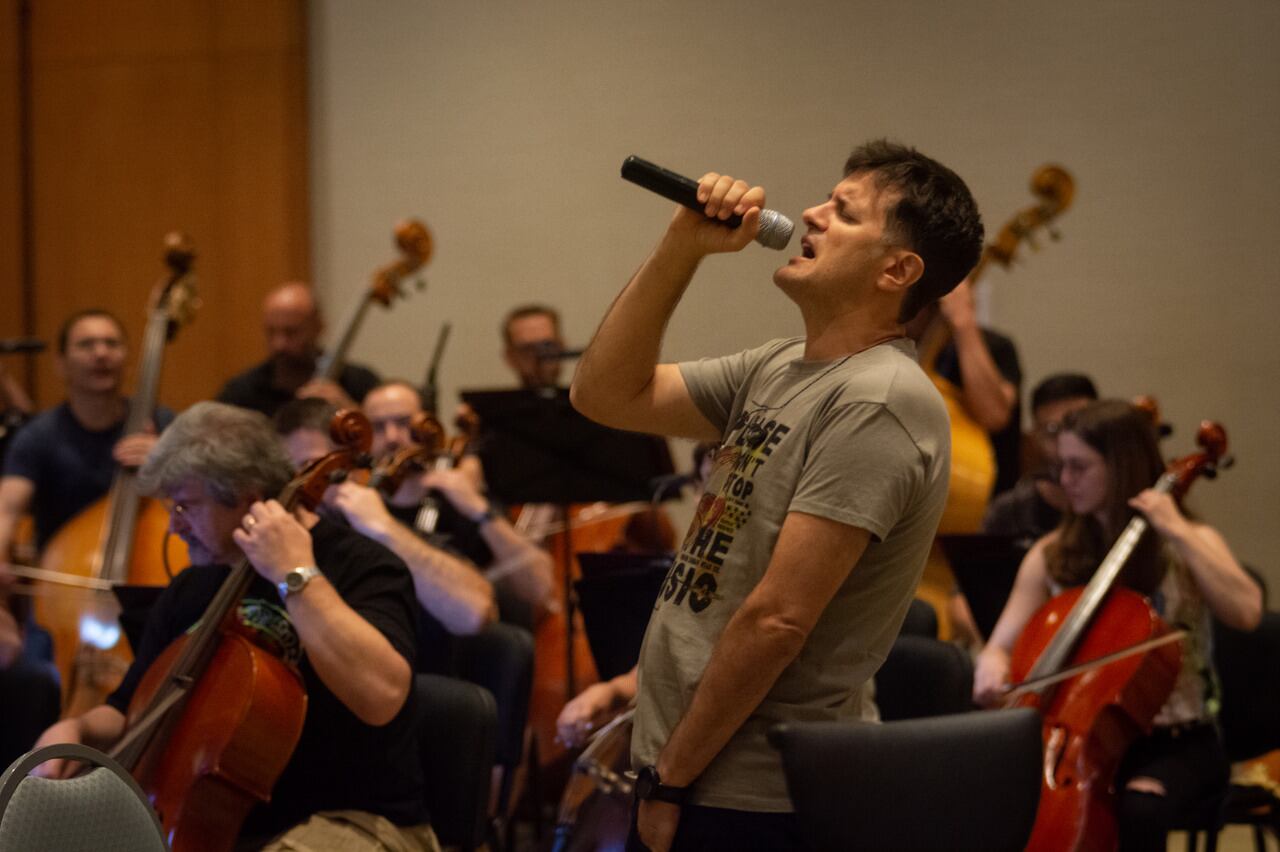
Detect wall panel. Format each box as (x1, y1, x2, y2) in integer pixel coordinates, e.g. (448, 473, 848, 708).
(21, 0, 309, 411)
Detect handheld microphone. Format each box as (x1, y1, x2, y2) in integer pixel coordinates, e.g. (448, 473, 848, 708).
(0, 337, 45, 355)
(621, 155, 794, 250)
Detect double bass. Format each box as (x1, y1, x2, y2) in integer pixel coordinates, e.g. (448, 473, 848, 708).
(312, 219, 432, 383)
(110, 410, 374, 851)
(38, 234, 198, 715)
(915, 164, 1076, 636)
(1007, 421, 1230, 851)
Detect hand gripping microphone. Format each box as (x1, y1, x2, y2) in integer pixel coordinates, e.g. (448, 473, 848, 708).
(621, 155, 794, 250)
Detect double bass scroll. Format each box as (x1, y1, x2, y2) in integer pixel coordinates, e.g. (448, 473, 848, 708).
(314, 219, 434, 382)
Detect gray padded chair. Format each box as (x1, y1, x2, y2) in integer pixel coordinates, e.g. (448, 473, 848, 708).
(0, 742, 167, 851)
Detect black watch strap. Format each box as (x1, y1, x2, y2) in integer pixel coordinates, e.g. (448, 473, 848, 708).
(635, 764, 690, 805)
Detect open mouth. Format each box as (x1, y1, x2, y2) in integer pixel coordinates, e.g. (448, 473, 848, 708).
(800, 238, 815, 259)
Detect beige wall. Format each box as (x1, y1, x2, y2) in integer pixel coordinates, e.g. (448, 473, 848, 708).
(308, 0, 1280, 584)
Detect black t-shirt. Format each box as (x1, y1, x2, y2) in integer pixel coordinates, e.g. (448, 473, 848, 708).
(106, 518, 426, 839)
(980, 477, 1061, 544)
(2, 401, 175, 547)
(935, 328, 1023, 496)
(216, 358, 381, 418)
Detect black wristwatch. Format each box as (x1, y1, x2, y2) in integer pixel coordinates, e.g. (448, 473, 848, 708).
(634, 765, 690, 805)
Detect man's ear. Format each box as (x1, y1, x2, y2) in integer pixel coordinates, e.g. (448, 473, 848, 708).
(880, 250, 924, 296)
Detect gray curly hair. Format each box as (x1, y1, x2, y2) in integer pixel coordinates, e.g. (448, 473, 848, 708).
(138, 401, 294, 505)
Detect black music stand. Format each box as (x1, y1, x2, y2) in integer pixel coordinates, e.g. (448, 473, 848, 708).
(460, 387, 674, 698)
(575, 552, 671, 680)
(940, 534, 1029, 642)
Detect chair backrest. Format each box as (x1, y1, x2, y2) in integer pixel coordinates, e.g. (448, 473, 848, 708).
(769, 708, 1041, 852)
(1214, 610, 1280, 762)
(415, 673, 497, 850)
(874, 634, 974, 721)
(898, 597, 939, 639)
(0, 743, 168, 852)
(454, 621, 535, 773)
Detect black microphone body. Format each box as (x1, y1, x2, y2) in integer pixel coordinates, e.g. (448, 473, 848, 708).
(621, 156, 794, 250)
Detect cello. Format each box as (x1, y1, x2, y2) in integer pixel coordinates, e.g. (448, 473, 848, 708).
(1007, 420, 1230, 851)
(109, 409, 374, 852)
(38, 233, 198, 715)
(915, 164, 1075, 636)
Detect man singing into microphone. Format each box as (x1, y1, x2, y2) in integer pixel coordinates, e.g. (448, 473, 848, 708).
(570, 141, 983, 852)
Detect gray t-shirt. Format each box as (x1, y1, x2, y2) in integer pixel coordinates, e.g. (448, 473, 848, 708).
(630, 337, 951, 811)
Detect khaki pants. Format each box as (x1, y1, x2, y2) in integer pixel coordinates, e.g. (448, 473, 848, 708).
(259, 810, 442, 852)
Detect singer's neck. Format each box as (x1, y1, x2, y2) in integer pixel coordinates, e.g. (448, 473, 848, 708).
(800, 304, 905, 361)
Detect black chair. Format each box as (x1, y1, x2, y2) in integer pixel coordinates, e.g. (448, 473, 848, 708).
(415, 673, 497, 852)
(769, 708, 1042, 852)
(873, 634, 974, 721)
(898, 597, 939, 639)
(1180, 610, 1280, 852)
(454, 620, 535, 846)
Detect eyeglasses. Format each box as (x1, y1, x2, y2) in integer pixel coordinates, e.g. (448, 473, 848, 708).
(1052, 458, 1102, 480)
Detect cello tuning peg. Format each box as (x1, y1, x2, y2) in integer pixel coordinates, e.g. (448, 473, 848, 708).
(1219, 454, 1236, 470)
(1048, 226, 1062, 241)
(413, 275, 427, 292)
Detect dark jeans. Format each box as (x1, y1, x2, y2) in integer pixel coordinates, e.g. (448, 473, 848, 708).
(1116, 723, 1229, 852)
(626, 803, 803, 852)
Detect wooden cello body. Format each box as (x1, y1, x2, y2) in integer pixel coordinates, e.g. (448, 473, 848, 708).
(35, 234, 198, 716)
(125, 627, 306, 851)
(1012, 588, 1181, 851)
(1006, 421, 1229, 851)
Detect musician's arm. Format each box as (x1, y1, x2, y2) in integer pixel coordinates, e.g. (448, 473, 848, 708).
(938, 281, 1017, 431)
(30, 705, 127, 778)
(571, 177, 762, 442)
(235, 501, 412, 726)
(0, 476, 35, 576)
(973, 536, 1054, 706)
(1132, 490, 1261, 631)
(422, 468, 554, 609)
(656, 513, 869, 785)
(327, 481, 497, 635)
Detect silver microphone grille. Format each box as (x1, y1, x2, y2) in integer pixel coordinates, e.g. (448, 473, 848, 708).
(756, 209, 795, 250)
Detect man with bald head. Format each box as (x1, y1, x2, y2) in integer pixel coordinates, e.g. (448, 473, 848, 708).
(216, 282, 380, 417)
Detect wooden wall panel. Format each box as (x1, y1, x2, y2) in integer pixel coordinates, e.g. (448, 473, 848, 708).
(0, 0, 27, 357)
(22, 0, 308, 411)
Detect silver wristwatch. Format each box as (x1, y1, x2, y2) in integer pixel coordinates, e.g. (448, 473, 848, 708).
(278, 565, 320, 601)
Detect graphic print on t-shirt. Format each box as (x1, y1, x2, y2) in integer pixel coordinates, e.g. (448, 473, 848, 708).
(656, 411, 790, 615)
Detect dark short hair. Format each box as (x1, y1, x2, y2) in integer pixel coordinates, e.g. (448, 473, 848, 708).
(502, 303, 561, 346)
(364, 379, 425, 411)
(843, 140, 984, 322)
(57, 309, 126, 354)
(1030, 373, 1099, 413)
(273, 397, 339, 436)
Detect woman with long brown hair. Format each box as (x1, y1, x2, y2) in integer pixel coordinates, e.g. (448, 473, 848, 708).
(973, 399, 1261, 850)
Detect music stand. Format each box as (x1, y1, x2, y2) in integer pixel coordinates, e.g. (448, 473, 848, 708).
(574, 552, 671, 680)
(460, 387, 674, 698)
(940, 534, 1029, 642)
